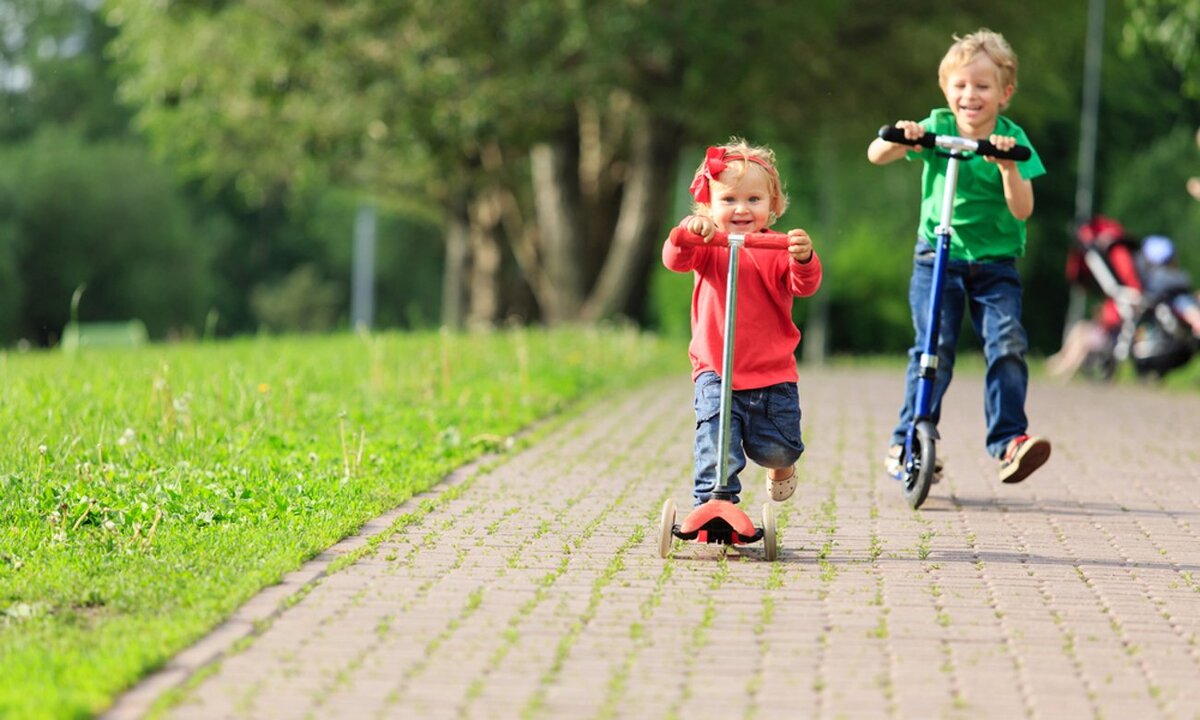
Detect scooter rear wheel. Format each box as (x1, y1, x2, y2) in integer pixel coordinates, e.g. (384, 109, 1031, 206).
(761, 503, 778, 561)
(904, 421, 937, 509)
(658, 498, 676, 558)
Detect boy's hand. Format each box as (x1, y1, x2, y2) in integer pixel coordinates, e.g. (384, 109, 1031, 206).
(986, 134, 1019, 169)
(684, 215, 716, 242)
(869, 120, 923, 165)
(787, 229, 813, 263)
(894, 120, 924, 142)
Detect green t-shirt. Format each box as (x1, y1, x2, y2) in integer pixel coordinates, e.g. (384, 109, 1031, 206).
(907, 108, 1046, 261)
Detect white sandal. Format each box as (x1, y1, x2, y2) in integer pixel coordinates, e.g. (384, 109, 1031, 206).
(766, 465, 797, 502)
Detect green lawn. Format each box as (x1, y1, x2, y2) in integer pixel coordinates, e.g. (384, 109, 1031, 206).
(0, 327, 684, 720)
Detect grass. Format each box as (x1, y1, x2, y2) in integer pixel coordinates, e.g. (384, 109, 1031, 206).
(0, 326, 684, 720)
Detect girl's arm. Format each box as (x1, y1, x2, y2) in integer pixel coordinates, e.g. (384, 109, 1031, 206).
(787, 250, 823, 298)
(662, 216, 708, 272)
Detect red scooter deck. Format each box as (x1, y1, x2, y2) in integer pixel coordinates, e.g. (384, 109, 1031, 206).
(677, 500, 760, 544)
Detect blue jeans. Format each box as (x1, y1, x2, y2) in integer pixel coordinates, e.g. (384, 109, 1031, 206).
(891, 243, 1030, 459)
(693, 371, 805, 505)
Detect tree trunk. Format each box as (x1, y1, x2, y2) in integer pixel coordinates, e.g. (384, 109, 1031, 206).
(530, 128, 585, 324)
(440, 198, 470, 330)
(581, 111, 679, 322)
(466, 192, 503, 328)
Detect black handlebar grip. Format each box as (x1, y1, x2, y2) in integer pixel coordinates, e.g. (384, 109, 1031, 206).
(973, 139, 1032, 162)
(878, 125, 935, 148)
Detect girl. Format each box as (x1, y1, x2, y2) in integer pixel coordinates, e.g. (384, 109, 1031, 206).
(662, 137, 823, 506)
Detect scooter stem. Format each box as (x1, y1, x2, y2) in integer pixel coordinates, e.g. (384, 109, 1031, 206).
(913, 155, 960, 420)
(714, 234, 744, 496)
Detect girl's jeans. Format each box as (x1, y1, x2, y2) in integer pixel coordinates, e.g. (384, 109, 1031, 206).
(891, 243, 1030, 459)
(692, 371, 805, 506)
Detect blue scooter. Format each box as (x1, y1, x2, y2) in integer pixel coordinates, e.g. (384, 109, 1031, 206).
(877, 125, 1030, 508)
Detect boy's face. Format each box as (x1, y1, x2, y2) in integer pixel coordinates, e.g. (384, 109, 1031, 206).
(941, 54, 1014, 138)
(709, 163, 773, 234)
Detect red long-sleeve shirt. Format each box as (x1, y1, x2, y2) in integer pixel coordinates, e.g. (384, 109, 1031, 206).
(662, 230, 823, 390)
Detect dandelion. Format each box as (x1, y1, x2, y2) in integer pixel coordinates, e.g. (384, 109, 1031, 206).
(257, 383, 270, 394)
(38, 444, 47, 455)
(117, 428, 135, 447)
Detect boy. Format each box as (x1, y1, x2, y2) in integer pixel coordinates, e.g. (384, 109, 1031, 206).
(867, 29, 1051, 485)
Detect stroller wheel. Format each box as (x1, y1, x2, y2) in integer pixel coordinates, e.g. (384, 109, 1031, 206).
(761, 503, 778, 562)
(658, 498, 676, 558)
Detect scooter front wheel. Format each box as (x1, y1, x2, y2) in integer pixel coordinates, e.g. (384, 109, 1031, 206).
(904, 421, 937, 509)
(658, 498, 677, 558)
(761, 503, 778, 562)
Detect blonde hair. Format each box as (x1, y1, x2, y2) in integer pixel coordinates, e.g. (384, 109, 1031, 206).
(938, 29, 1018, 108)
(690, 137, 789, 224)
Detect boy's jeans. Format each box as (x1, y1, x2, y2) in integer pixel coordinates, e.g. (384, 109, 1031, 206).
(693, 371, 805, 506)
(891, 243, 1030, 459)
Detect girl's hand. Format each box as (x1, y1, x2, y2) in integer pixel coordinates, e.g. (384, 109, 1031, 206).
(684, 215, 716, 242)
(986, 134, 1018, 169)
(787, 228, 813, 263)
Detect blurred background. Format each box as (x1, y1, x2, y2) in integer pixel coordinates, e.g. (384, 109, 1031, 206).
(1, 0, 1197, 358)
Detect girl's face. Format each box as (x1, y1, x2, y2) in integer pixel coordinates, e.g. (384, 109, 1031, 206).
(941, 53, 1013, 138)
(708, 163, 773, 234)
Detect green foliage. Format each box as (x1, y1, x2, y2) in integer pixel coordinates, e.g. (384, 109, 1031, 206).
(0, 128, 215, 344)
(1123, 0, 1200, 97)
(250, 264, 343, 333)
(0, 327, 684, 719)
(305, 191, 445, 330)
(822, 221, 916, 354)
(1104, 126, 1200, 278)
(0, 0, 1191, 351)
(0, 0, 132, 143)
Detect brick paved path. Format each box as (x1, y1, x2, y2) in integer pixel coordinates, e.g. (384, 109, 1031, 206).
(105, 367, 1200, 719)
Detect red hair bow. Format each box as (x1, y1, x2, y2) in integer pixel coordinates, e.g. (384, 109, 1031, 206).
(688, 146, 770, 204)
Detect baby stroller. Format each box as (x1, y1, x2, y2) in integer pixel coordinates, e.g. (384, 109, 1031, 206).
(1065, 217, 1197, 379)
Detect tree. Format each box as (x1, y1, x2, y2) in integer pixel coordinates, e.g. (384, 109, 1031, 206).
(0, 129, 214, 343)
(107, 1, 1144, 353)
(1, 0, 132, 142)
(103, 1, 903, 328)
(1123, 0, 1200, 97)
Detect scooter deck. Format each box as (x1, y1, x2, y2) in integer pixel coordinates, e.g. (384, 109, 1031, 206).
(674, 500, 762, 545)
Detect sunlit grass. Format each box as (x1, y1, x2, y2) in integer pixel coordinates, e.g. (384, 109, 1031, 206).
(0, 326, 684, 720)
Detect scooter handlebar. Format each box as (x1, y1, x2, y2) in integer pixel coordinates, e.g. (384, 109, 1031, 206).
(877, 124, 1031, 162)
(669, 227, 791, 250)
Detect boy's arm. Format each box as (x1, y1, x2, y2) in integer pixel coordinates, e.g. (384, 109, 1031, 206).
(867, 137, 909, 165)
(997, 163, 1034, 220)
(989, 133, 1035, 220)
(867, 120, 924, 165)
